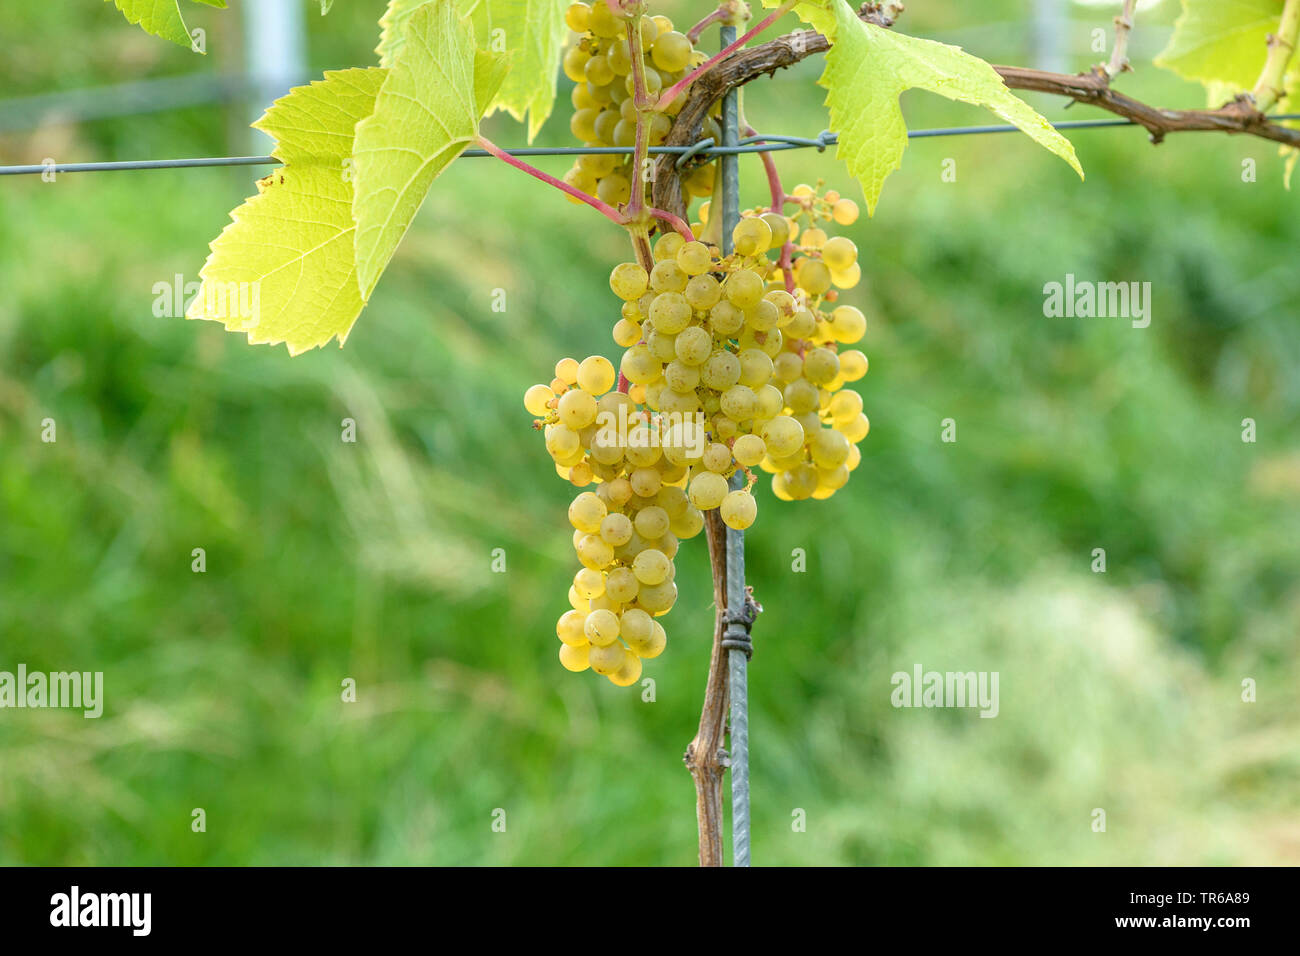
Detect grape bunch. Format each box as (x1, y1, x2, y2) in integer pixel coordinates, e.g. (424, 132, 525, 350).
(524, 355, 709, 686)
(610, 203, 870, 506)
(526, 183, 870, 685)
(560, 1, 718, 207)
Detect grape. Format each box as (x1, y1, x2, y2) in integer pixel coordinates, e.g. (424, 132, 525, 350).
(688, 471, 729, 510)
(654, 232, 684, 262)
(634, 506, 670, 539)
(685, 274, 721, 310)
(732, 217, 772, 257)
(831, 262, 861, 290)
(613, 317, 642, 347)
(724, 270, 764, 309)
(737, 349, 774, 388)
(577, 534, 615, 570)
(732, 434, 766, 467)
(650, 260, 689, 294)
(651, 30, 692, 72)
(702, 443, 733, 473)
(796, 259, 833, 296)
(573, 567, 605, 600)
(838, 349, 869, 381)
(608, 652, 643, 686)
(629, 467, 662, 497)
(558, 388, 598, 428)
(584, 608, 621, 646)
(829, 305, 866, 343)
(649, 291, 692, 334)
(609, 262, 649, 301)
(597, 173, 631, 206)
(761, 415, 805, 458)
(809, 427, 851, 468)
(524, 383, 554, 416)
(720, 384, 757, 421)
(674, 326, 713, 366)
(802, 347, 840, 386)
(606, 566, 640, 603)
(669, 505, 705, 539)
(559, 643, 591, 672)
(828, 389, 863, 424)
(637, 579, 677, 613)
(577, 355, 616, 394)
(663, 359, 700, 393)
(557, 609, 589, 646)
(840, 413, 870, 443)
(745, 299, 780, 332)
(676, 240, 713, 276)
(588, 642, 626, 675)
(565, 3, 590, 32)
(720, 489, 757, 529)
(620, 345, 660, 384)
(632, 548, 670, 585)
(832, 198, 860, 225)
(701, 350, 742, 390)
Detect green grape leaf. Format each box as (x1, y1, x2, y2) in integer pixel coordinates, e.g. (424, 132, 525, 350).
(353, 0, 509, 300)
(489, 0, 568, 141)
(187, 68, 387, 355)
(760, 0, 836, 40)
(818, 0, 1082, 216)
(378, 0, 491, 68)
(1154, 0, 1282, 101)
(377, 0, 563, 140)
(105, 0, 226, 49)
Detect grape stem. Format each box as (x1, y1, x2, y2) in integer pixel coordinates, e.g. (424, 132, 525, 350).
(474, 135, 628, 226)
(1252, 0, 1300, 112)
(649, 206, 695, 240)
(655, 0, 798, 112)
(744, 121, 795, 294)
(686, 4, 734, 45)
(625, 16, 653, 218)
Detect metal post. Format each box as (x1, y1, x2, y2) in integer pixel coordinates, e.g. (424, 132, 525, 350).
(242, 0, 309, 152)
(718, 22, 752, 870)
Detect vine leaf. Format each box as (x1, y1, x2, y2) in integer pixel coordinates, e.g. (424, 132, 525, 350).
(377, 0, 564, 141)
(186, 68, 387, 355)
(760, 0, 836, 39)
(818, 0, 1082, 216)
(1154, 0, 1282, 103)
(105, 0, 226, 49)
(353, 0, 509, 300)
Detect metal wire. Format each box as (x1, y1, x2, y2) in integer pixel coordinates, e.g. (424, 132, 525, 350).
(8, 113, 1297, 177)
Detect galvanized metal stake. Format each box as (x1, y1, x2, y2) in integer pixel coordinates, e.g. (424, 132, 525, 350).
(717, 22, 752, 869)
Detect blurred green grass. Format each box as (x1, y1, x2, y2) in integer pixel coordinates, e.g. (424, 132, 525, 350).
(0, 0, 1297, 865)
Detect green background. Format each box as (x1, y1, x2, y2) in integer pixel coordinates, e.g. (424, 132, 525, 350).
(0, 0, 1296, 865)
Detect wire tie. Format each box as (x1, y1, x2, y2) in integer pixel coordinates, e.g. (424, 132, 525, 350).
(674, 136, 715, 169)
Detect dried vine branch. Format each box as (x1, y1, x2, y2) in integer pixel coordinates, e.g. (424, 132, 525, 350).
(652, 12, 1300, 221)
(685, 507, 731, 867)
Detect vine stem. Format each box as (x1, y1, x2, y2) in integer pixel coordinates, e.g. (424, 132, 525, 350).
(626, 15, 653, 217)
(649, 206, 695, 240)
(1253, 0, 1300, 113)
(744, 122, 795, 294)
(475, 135, 627, 224)
(687, 4, 732, 45)
(655, 0, 797, 112)
(1104, 0, 1138, 79)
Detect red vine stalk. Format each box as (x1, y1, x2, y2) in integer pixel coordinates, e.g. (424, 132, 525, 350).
(744, 122, 795, 293)
(656, 0, 798, 111)
(687, 4, 732, 45)
(475, 135, 627, 224)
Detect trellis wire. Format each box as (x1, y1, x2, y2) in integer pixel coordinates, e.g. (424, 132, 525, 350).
(716, 22, 752, 871)
(8, 113, 1298, 177)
